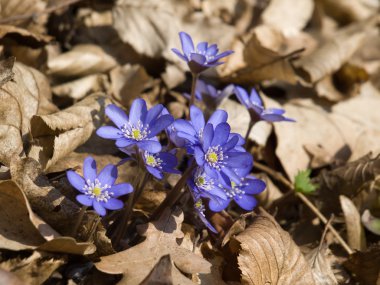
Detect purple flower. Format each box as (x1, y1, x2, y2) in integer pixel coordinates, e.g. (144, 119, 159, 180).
(66, 157, 133, 216)
(142, 151, 181, 180)
(187, 167, 228, 211)
(193, 122, 253, 184)
(173, 105, 243, 153)
(209, 176, 266, 212)
(234, 86, 295, 123)
(172, 32, 233, 74)
(183, 80, 234, 109)
(194, 199, 217, 233)
(96, 99, 174, 153)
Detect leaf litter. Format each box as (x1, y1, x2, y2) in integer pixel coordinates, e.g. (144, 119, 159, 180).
(0, 0, 379, 284)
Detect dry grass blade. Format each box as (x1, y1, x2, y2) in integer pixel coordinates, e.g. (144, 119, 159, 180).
(231, 209, 316, 285)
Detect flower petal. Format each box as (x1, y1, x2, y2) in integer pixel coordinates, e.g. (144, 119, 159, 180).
(190, 105, 205, 133)
(145, 104, 164, 125)
(225, 152, 253, 168)
(173, 119, 196, 136)
(129, 98, 147, 125)
(146, 166, 163, 179)
(96, 126, 122, 139)
(93, 201, 106, 216)
(208, 197, 229, 212)
(234, 85, 251, 109)
(105, 104, 129, 128)
(137, 140, 162, 153)
(171, 48, 187, 61)
(207, 110, 228, 126)
(209, 50, 234, 63)
(197, 42, 208, 53)
(211, 123, 230, 146)
(202, 123, 214, 151)
(103, 198, 124, 210)
(206, 44, 218, 56)
(235, 195, 257, 211)
(249, 88, 263, 107)
(97, 164, 117, 186)
(179, 32, 194, 57)
(148, 114, 174, 137)
(115, 138, 135, 148)
(67, 171, 85, 192)
(242, 178, 266, 195)
(194, 146, 205, 166)
(76, 194, 93, 206)
(83, 156, 97, 182)
(190, 53, 206, 65)
(110, 183, 133, 197)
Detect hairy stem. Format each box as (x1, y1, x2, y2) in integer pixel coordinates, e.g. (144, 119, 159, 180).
(71, 206, 87, 238)
(189, 73, 199, 111)
(253, 161, 353, 255)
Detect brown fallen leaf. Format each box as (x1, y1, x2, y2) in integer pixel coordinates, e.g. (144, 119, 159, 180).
(47, 44, 117, 78)
(0, 57, 15, 87)
(110, 64, 153, 107)
(230, 209, 316, 285)
(306, 245, 339, 285)
(261, 0, 314, 36)
(294, 16, 379, 83)
(0, 61, 57, 166)
(95, 208, 211, 285)
(344, 246, 380, 285)
(28, 93, 111, 170)
(271, 84, 380, 180)
(339, 195, 366, 251)
(0, 268, 24, 285)
(140, 255, 173, 285)
(0, 24, 51, 48)
(0, 251, 64, 285)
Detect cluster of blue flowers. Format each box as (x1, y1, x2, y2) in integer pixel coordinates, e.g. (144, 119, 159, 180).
(67, 31, 294, 233)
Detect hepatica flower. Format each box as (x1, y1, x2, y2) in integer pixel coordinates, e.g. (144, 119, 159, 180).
(172, 32, 233, 74)
(194, 199, 217, 233)
(97, 99, 174, 153)
(67, 157, 133, 216)
(234, 86, 295, 124)
(142, 151, 180, 180)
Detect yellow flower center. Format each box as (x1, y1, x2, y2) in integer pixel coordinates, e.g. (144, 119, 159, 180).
(146, 155, 156, 165)
(207, 152, 218, 163)
(195, 200, 203, 208)
(132, 129, 141, 139)
(196, 176, 205, 185)
(231, 181, 236, 188)
(93, 187, 102, 196)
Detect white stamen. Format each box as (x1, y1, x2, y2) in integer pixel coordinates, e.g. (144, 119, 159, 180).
(83, 178, 113, 202)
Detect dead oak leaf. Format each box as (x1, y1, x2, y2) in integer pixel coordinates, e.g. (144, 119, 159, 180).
(0, 24, 52, 48)
(229, 209, 316, 285)
(95, 208, 211, 285)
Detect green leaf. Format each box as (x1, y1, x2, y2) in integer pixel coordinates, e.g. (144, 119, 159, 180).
(294, 169, 318, 195)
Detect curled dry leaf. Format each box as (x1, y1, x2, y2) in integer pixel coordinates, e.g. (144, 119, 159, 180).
(306, 245, 338, 285)
(261, 0, 314, 36)
(0, 57, 15, 87)
(231, 210, 316, 285)
(95, 208, 211, 285)
(28, 93, 111, 170)
(222, 25, 301, 84)
(0, 62, 57, 166)
(339, 195, 366, 251)
(110, 64, 153, 107)
(47, 44, 117, 78)
(272, 85, 380, 180)
(294, 16, 379, 83)
(0, 0, 47, 28)
(0, 24, 51, 48)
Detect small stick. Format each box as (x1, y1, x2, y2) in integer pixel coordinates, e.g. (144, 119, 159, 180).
(253, 161, 353, 255)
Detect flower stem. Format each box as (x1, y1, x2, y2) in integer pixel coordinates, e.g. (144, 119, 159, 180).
(189, 73, 199, 110)
(244, 121, 254, 147)
(150, 160, 196, 221)
(71, 206, 87, 238)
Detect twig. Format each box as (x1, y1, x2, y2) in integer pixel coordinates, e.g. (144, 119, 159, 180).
(70, 206, 87, 238)
(0, 0, 83, 24)
(253, 161, 353, 255)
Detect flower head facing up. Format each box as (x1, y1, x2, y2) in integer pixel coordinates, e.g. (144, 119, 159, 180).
(172, 32, 233, 74)
(209, 176, 266, 212)
(142, 151, 181, 180)
(66, 156, 133, 216)
(96, 99, 174, 154)
(234, 86, 295, 124)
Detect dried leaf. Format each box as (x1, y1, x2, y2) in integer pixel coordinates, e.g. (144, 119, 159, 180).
(0, 24, 51, 48)
(231, 210, 316, 285)
(0, 62, 56, 166)
(306, 245, 338, 285)
(294, 16, 379, 83)
(28, 93, 111, 170)
(47, 44, 117, 78)
(95, 208, 211, 285)
(340, 195, 366, 251)
(140, 255, 173, 285)
(344, 246, 380, 285)
(261, 0, 314, 36)
(0, 56, 15, 86)
(0, 268, 24, 285)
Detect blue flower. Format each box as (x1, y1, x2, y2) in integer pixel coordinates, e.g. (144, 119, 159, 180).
(96, 99, 174, 153)
(183, 80, 234, 109)
(187, 167, 228, 211)
(209, 176, 266, 211)
(193, 122, 253, 184)
(66, 157, 133, 216)
(142, 151, 181, 180)
(194, 199, 217, 233)
(173, 105, 243, 153)
(172, 32, 233, 74)
(234, 86, 295, 123)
